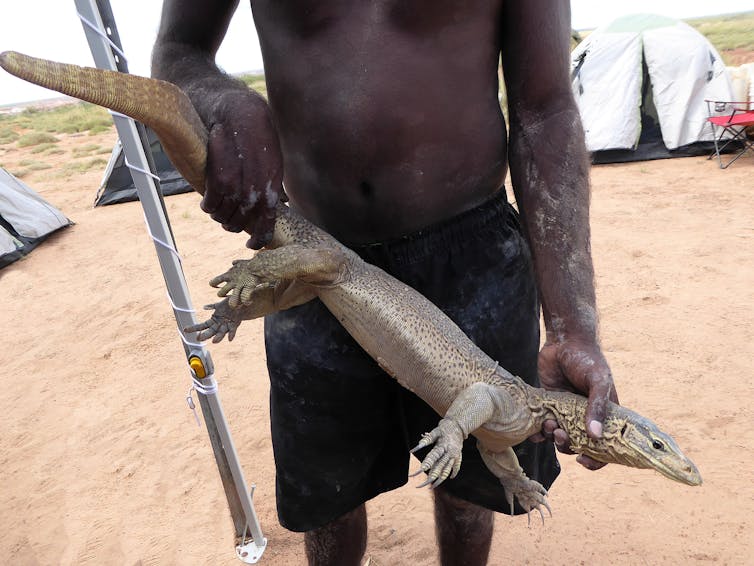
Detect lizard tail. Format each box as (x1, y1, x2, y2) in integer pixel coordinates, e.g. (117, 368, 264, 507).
(0, 50, 208, 193)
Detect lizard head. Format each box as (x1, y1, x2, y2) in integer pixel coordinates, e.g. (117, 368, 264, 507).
(581, 405, 702, 486)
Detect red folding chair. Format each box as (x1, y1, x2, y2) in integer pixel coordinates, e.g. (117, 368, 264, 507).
(706, 100, 754, 169)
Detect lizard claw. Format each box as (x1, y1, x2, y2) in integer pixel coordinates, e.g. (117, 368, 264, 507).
(408, 467, 424, 478)
(504, 477, 551, 526)
(526, 500, 552, 528)
(410, 430, 440, 454)
(409, 418, 465, 489)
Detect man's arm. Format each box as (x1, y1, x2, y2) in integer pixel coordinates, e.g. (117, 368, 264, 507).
(152, 0, 283, 248)
(501, 0, 618, 468)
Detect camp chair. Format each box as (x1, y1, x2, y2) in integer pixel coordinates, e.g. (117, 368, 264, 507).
(705, 100, 754, 169)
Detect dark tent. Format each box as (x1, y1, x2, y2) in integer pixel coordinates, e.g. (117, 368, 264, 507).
(95, 127, 192, 206)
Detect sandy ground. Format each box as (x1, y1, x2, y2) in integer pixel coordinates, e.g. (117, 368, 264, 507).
(1, 129, 753, 565)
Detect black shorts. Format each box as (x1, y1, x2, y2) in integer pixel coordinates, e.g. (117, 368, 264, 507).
(264, 191, 560, 532)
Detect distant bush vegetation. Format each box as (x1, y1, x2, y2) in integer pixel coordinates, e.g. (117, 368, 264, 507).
(0, 101, 113, 140)
(17, 132, 59, 147)
(687, 10, 754, 54)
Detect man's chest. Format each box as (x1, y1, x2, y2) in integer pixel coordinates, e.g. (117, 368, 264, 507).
(251, 0, 501, 37)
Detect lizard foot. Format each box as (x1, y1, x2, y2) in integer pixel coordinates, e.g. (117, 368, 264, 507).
(185, 299, 245, 343)
(210, 258, 273, 308)
(210, 245, 347, 308)
(504, 478, 552, 527)
(409, 418, 465, 488)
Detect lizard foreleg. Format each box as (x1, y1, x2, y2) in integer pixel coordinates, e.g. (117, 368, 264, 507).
(210, 244, 348, 307)
(410, 383, 506, 488)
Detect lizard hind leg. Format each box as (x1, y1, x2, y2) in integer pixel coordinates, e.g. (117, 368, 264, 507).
(211, 243, 349, 307)
(478, 444, 552, 526)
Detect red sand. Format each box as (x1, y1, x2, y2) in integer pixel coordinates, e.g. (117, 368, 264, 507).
(1, 130, 752, 564)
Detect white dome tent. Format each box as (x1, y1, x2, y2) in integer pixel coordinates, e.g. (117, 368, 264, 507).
(0, 167, 71, 269)
(571, 13, 735, 163)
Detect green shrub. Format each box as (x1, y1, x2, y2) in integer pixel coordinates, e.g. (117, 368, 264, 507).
(30, 142, 59, 154)
(30, 162, 52, 171)
(17, 132, 60, 147)
(88, 124, 112, 135)
(0, 127, 19, 145)
(72, 143, 103, 157)
(18, 159, 53, 171)
(64, 157, 108, 174)
(14, 102, 113, 134)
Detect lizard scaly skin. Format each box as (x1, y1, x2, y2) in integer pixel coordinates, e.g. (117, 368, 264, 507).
(0, 52, 702, 521)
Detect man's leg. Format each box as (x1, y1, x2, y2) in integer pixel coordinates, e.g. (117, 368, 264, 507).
(433, 488, 494, 566)
(304, 504, 368, 566)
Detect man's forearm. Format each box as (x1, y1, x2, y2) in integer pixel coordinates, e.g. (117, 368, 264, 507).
(151, 40, 252, 125)
(508, 101, 597, 343)
(151, 0, 251, 125)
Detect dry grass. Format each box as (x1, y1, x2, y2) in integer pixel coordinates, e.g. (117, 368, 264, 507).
(16, 132, 60, 148)
(687, 11, 754, 53)
(2, 102, 112, 135)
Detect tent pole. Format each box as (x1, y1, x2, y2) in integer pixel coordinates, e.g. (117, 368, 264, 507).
(72, 1, 267, 562)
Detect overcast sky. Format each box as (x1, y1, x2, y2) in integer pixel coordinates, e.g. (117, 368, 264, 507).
(0, 0, 752, 105)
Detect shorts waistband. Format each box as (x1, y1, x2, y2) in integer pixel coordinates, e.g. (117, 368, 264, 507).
(347, 190, 517, 268)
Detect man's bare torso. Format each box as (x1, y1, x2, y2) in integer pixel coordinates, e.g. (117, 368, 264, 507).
(251, 1, 507, 243)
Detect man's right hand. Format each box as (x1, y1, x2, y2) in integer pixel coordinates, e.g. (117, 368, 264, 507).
(203, 88, 284, 249)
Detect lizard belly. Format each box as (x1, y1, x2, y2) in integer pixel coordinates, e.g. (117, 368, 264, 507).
(474, 424, 532, 453)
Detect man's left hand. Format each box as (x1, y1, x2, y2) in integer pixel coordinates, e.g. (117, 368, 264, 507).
(529, 337, 618, 470)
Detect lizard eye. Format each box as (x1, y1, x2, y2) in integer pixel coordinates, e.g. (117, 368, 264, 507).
(651, 440, 665, 451)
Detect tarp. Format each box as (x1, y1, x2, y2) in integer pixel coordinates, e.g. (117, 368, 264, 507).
(95, 126, 192, 206)
(572, 14, 735, 162)
(0, 168, 71, 268)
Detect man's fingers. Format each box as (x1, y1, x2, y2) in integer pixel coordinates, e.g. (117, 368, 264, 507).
(529, 420, 576, 455)
(528, 432, 546, 443)
(528, 419, 558, 443)
(247, 214, 276, 249)
(210, 197, 241, 227)
(585, 370, 614, 439)
(200, 189, 224, 215)
(552, 429, 575, 454)
(221, 223, 245, 234)
(585, 393, 607, 439)
(222, 206, 249, 234)
(576, 454, 608, 471)
(542, 419, 559, 437)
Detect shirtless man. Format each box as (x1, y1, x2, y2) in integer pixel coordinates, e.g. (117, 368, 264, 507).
(152, 2, 618, 564)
